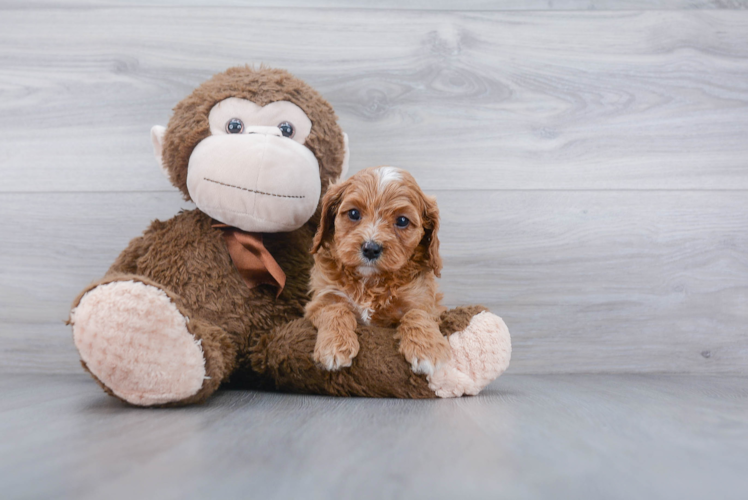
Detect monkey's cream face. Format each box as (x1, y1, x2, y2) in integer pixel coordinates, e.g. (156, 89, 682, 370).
(186, 97, 322, 232)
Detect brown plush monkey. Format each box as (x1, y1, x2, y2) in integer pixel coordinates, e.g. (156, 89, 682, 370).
(68, 66, 511, 406)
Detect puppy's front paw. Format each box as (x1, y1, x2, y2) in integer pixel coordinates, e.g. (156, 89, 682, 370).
(398, 332, 452, 376)
(314, 329, 360, 371)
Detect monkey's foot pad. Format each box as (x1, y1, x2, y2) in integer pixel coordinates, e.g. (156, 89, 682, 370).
(71, 280, 206, 406)
(428, 311, 512, 398)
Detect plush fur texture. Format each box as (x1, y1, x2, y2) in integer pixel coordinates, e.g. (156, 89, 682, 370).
(306, 167, 450, 374)
(428, 311, 512, 397)
(68, 66, 511, 406)
(72, 280, 206, 405)
(260, 305, 497, 398)
(162, 66, 346, 201)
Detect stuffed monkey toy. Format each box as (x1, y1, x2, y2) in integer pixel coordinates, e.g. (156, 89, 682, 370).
(68, 66, 511, 406)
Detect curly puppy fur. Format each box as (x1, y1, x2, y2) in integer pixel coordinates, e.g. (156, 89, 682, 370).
(305, 167, 451, 375)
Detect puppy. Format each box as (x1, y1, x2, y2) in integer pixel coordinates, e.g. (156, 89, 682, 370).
(305, 166, 449, 375)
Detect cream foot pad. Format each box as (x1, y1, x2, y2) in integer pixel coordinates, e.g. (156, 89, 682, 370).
(70, 280, 206, 406)
(428, 311, 512, 398)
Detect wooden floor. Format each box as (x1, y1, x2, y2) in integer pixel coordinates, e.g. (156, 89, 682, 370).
(1, 374, 746, 500)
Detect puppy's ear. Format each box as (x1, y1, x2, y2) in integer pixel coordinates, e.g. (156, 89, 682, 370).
(420, 193, 442, 278)
(311, 180, 348, 254)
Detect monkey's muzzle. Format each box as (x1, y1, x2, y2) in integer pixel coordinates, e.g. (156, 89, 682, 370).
(186, 133, 321, 233)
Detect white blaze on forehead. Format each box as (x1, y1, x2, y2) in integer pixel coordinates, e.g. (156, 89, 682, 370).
(377, 166, 401, 188)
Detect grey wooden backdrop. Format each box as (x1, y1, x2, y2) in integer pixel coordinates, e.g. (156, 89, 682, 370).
(1, 1, 746, 375)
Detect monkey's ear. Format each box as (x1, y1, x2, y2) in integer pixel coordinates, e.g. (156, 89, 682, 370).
(150, 125, 170, 179)
(339, 132, 350, 181)
(311, 180, 348, 254)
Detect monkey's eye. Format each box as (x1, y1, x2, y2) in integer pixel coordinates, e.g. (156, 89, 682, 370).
(395, 216, 410, 228)
(348, 209, 361, 221)
(226, 118, 244, 134)
(278, 121, 295, 138)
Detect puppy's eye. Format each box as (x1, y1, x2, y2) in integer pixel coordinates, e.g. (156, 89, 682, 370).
(226, 118, 244, 134)
(347, 209, 361, 221)
(395, 216, 410, 228)
(278, 121, 295, 138)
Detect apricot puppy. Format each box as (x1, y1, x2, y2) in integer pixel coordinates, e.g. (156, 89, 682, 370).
(305, 166, 450, 374)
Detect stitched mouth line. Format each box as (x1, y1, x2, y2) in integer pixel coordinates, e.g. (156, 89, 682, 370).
(204, 178, 305, 199)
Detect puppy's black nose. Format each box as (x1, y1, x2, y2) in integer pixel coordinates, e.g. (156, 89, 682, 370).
(361, 241, 383, 260)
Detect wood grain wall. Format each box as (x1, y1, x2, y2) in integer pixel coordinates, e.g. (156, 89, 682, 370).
(1, 3, 746, 374)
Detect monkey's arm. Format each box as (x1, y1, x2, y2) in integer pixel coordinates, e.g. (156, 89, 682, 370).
(251, 305, 511, 399)
(105, 219, 169, 276)
(106, 235, 150, 276)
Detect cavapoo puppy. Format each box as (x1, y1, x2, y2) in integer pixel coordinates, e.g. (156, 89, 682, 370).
(305, 166, 449, 374)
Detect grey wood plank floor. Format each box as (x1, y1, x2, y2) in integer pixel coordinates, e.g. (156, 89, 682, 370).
(1, 374, 746, 500)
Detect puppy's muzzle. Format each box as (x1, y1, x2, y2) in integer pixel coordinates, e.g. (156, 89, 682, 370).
(361, 241, 383, 261)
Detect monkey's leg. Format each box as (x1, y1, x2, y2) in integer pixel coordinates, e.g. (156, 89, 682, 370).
(429, 306, 512, 397)
(69, 275, 236, 406)
(250, 305, 511, 399)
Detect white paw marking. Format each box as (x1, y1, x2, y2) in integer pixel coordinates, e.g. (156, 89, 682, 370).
(319, 351, 353, 371)
(410, 357, 435, 376)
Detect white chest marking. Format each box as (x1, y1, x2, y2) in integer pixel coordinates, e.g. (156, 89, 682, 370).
(359, 307, 374, 325)
(357, 265, 379, 276)
(323, 286, 382, 326)
(349, 295, 375, 326)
